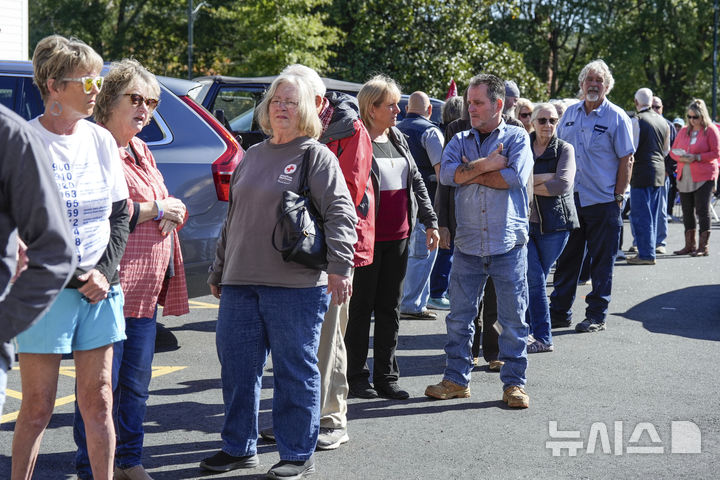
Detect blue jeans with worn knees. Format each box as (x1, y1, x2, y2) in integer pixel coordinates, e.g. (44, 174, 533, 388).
(400, 220, 438, 313)
(443, 247, 529, 391)
(630, 186, 663, 260)
(526, 225, 569, 345)
(216, 285, 327, 461)
(430, 242, 453, 299)
(656, 176, 669, 247)
(74, 312, 158, 478)
(550, 197, 621, 324)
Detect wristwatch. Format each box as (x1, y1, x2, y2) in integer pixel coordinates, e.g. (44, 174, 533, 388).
(614, 193, 624, 203)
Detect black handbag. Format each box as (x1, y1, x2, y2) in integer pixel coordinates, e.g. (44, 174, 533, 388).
(271, 147, 328, 270)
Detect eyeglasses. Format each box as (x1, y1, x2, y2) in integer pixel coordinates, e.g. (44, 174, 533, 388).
(687, 114, 699, 119)
(270, 99, 299, 109)
(536, 117, 558, 125)
(63, 76, 103, 94)
(519, 112, 532, 118)
(124, 93, 159, 110)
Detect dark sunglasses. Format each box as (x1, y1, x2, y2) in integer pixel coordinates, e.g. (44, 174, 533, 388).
(652, 105, 662, 111)
(519, 112, 532, 118)
(687, 114, 699, 119)
(536, 117, 558, 125)
(124, 93, 159, 110)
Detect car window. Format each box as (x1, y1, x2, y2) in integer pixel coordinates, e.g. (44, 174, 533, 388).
(137, 117, 165, 143)
(0, 76, 15, 110)
(19, 78, 44, 120)
(213, 88, 258, 133)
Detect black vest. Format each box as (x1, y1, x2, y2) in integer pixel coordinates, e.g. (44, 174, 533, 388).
(632, 109, 668, 188)
(397, 113, 436, 200)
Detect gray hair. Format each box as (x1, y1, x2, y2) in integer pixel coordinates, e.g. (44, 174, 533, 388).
(442, 96, 464, 125)
(634, 88, 653, 109)
(256, 74, 322, 139)
(32, 35, 103, 103)
(530, 102, 558, 123)
(94, 58, 161, 126)
(468, 74, 505, 105)
(578, 59, 615, 95)
(281, 64, 326, 98)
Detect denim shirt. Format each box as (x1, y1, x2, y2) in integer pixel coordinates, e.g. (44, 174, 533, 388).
(439, 121, 533, 257)
(558, 98, 634, 207)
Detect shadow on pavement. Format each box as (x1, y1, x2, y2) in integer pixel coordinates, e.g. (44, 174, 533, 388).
(348, 396, 501, 421)
(618, 285, 720, 341)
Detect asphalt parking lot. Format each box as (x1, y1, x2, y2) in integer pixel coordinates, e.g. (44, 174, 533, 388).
(1, 220, 719, 479)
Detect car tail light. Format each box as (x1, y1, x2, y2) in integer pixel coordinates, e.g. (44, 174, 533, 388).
(179, 95, 243, 201)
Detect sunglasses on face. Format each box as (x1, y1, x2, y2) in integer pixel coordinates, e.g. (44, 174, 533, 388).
(536, 117, 558, 125)
(519, 112, 532, 118)
(687, 114, 699, 119)
(63, 76, 103, 94)
(124, 93, 159, 110)
(652, 105, 661, 111)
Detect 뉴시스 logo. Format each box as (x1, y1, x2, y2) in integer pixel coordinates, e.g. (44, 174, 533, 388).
(546, 420, 701, 456)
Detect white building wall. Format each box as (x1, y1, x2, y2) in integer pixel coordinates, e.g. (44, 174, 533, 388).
(0, 0, 29, 60)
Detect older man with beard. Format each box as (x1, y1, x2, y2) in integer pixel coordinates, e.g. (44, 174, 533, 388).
(549, 59, 635, 333)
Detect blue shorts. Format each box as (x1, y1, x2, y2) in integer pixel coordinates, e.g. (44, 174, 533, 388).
(16, 284, 126, 354)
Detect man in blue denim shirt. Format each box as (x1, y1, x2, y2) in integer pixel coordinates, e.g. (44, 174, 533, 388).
(549, 59, 635, 333)
(424, 74, 533, 408)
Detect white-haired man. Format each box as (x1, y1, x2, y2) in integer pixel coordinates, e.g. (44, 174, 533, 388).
(259, 64, 374, 451)
(549, 59, 635, 332)
(627, 88, 670, 265)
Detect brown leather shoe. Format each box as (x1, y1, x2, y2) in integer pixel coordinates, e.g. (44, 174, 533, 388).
(503, 386, 529, 408)
(488, 360, 504, 372)
(115, 465, 153, 480)
(424, 379, 470, 400)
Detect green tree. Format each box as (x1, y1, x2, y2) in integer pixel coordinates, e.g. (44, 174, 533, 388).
(328, 0, 544, 100)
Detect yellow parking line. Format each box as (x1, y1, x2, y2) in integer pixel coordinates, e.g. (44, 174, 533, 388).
(188, 299, 219, 309)
(1, 366, 187, 424)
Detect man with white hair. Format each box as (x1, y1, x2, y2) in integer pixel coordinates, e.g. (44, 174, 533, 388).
(259, 64, 373, 451)
(549, 59, 635, 333)
(627, 88, 670, 265)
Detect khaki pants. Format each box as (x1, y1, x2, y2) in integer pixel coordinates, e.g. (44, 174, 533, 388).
(317, 270, 353, 429)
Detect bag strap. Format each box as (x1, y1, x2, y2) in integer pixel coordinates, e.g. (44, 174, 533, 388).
(298, 146, 313, 196)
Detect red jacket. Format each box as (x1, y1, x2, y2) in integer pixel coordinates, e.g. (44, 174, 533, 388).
(321, 92, 375, 267)
(670, 124, 720, 182)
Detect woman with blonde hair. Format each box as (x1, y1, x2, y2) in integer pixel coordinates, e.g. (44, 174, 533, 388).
(515, 98, 534, 133)
(669, 98, 719, 256)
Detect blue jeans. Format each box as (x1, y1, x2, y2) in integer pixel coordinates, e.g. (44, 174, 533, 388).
(656, 176, 670, 247)
(443, 247, 529, 390)
(526, 224, 569, 345)
(430, 242, 453, 299)
(400, 221, 438, 313)
(75, 312, 157, 477)
(630, 186, 663, 260)
(216, 285, 328, 461)
(550, 196, 622, 324)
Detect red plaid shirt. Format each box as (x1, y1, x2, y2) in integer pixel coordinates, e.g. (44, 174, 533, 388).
(119, 138, 189, 318)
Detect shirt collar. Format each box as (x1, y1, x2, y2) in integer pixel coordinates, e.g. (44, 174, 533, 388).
(574, 97, 609, 116)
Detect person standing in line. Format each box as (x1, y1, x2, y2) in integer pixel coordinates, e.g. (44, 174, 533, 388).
(650, 95, 677, 254)
(548, 59, 635, 333)
(0, 104, 76, 422)
(398, 91, 444, 320)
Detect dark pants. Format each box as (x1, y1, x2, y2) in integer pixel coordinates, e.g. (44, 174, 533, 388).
(550, 196, 622, 324)
(430, 242, 453, 299)
(680, 180, 715, 233)
(471, 277, 499, 362)
(346, 238, 408, 386)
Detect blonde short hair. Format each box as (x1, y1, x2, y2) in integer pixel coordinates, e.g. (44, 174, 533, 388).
(514, 98, 534, 118)
(32, 35, 103, 103)
(256, 74, 322, 139)
(357, 75, 401, 132)
(95, 58, 161, 126)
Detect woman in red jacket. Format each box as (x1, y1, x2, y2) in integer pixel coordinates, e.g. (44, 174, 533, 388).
(669, 98, 719, 256)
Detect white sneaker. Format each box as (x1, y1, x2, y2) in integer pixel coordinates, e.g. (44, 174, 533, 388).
(316, 427, 349, 450)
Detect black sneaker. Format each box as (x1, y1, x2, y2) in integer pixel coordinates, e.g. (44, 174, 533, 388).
(266, 456, 315, 479)
(400, 309, 437, 320)
(260, 427, 276, 442)
(575, 319, 606, 333)
(200, 451, 259, 472)
(348, 381, 378, 399)
(375, 382, 410, 400)
(550, 316, 572, 328)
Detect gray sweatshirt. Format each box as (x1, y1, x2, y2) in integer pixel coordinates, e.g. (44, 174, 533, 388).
(208, 136, 357, 288)
(0, 105, 76, 360)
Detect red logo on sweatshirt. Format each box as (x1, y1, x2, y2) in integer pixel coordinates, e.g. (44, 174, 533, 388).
(284, 164, 297, 174)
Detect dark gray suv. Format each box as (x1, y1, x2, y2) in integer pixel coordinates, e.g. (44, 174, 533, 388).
(0, 60, 243, 297)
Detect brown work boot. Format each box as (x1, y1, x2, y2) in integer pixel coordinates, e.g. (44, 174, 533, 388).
(673, 229, 696, 255)
(502, 386, 529, 408)
(691, 231, 710, 256)
(424, 379, 470, 400)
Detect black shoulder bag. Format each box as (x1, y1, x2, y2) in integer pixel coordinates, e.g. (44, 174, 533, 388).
(271, 147, 328, 270)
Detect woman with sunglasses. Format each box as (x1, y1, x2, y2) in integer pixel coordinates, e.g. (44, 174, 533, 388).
(12, 35, 130, 480)
(72, 59, 189, 480)
(670, 98, 719, 256)
(526, 103, 578, 353)
(515, 98, 534, 133)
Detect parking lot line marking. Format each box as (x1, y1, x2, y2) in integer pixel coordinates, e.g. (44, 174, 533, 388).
(188, 299, 219, 309)
(0, 366, 187, 424)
